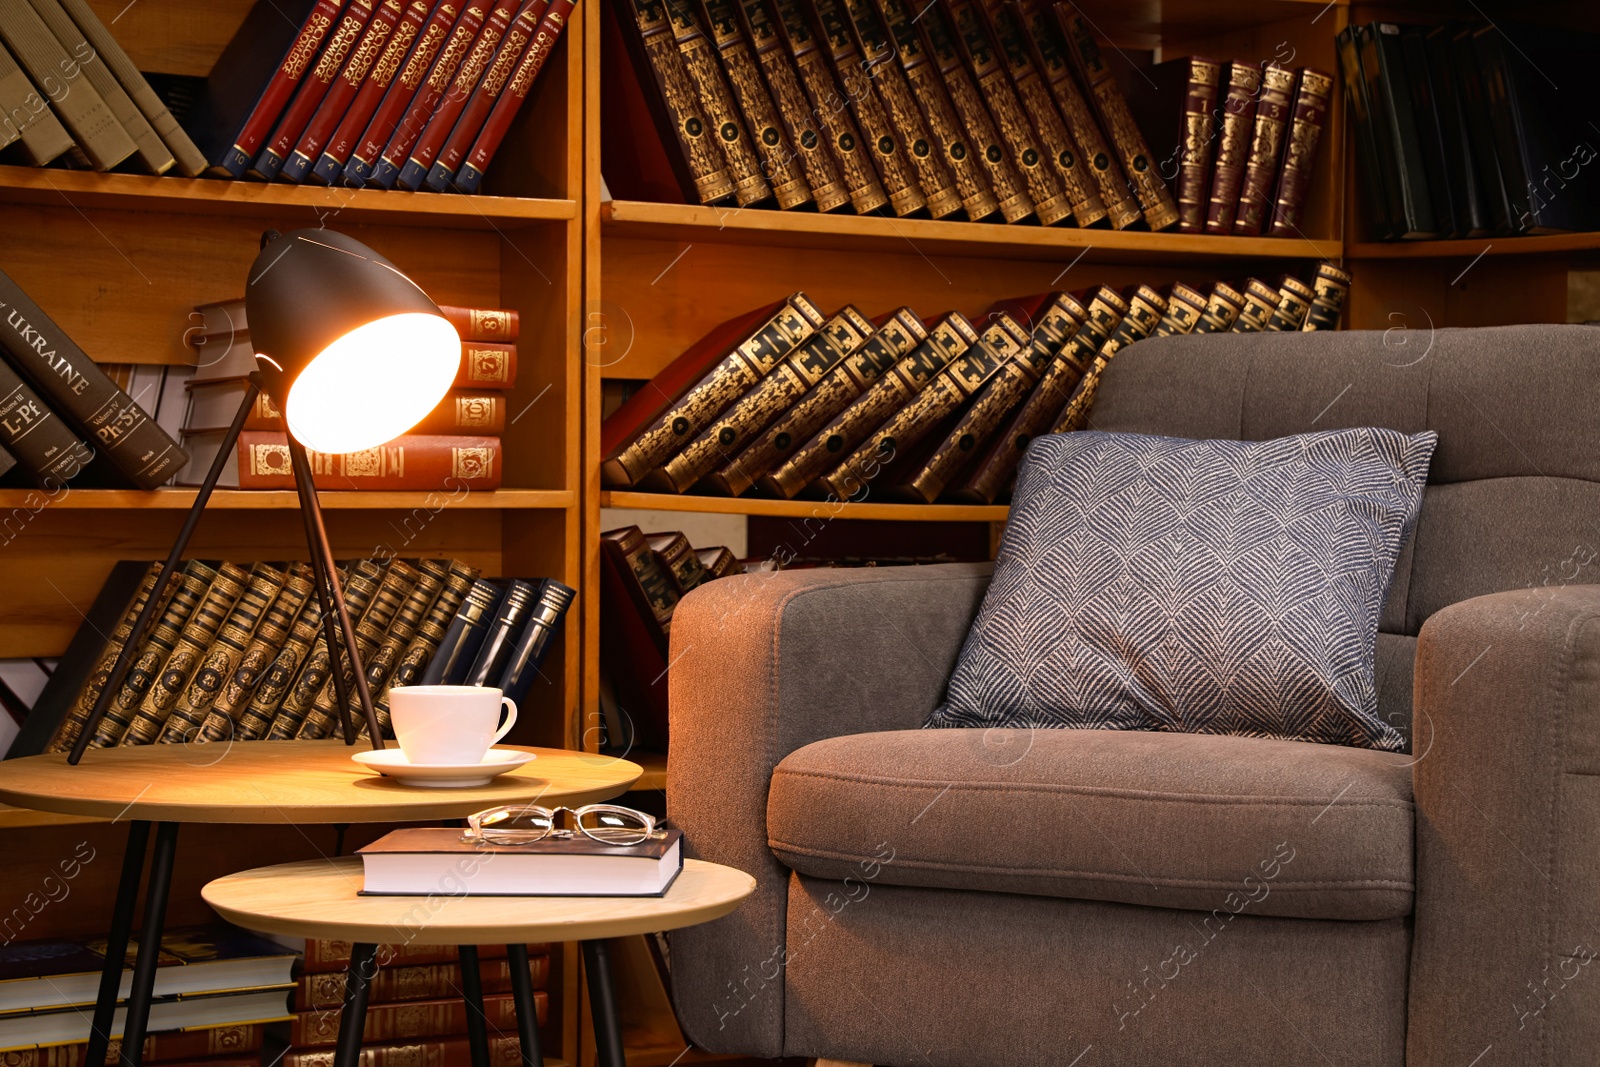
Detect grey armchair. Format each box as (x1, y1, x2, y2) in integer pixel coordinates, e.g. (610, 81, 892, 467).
(666, 324, 1600, 1067)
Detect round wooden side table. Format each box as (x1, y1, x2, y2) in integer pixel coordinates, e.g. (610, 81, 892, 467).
(0, 741, 640, 1067)
(203, 857, 756, 1067)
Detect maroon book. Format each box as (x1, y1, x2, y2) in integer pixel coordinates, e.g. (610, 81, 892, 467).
(253, 0, 377, 178)
(283, 0, 408, 182)
(425, 0, 549, 189)
(311, 0, 436, 183)
(344, 0, 465, 183)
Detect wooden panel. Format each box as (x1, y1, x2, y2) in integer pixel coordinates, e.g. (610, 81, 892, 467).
(1344, 255, 1570, 331)
(501, 216, 579, 491)
(82, 0, 255, 77)
(484, 3, 584, 202)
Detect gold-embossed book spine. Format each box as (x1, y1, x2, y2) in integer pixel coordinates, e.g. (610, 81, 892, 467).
(1266, 275, 1316, 331)
(1194, 281, 1244, 333)
(1176, 56, 1223, 233)
(1231, 279, 1280, 333)
(156, 563, 286, 743)
(90, 561, 214, 748)
(1232, 62, 1297, 236)
(265, 561, 385, 741)
(234, 572, 333, 742)
(1205, 61, 1260, 234)
(373, 562, 480, 731)
(699, 0, 811, 208)
(297, 560, 420, 740)
(198, 563, 316, 742)
(1269, 68, 1334, 238)
(1302, 263, 1351, 331)
(1052, 285, 1167, 434)
(667, 0, 774, 206)
(1152, 282, 1209, 337)
(48, 563, 167, 753)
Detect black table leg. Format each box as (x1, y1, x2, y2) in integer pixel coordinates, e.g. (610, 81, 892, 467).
(506, 944, 545, 1067)
(581, 940, 625, 1067)
(458, 946, 489, 1067)
(87, 821, 151, 1067)
(333, 943, 378, 1067)
(118, 822, 179, 1067)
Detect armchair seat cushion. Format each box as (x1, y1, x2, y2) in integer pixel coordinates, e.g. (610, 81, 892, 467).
(768, 727, 1415, 921)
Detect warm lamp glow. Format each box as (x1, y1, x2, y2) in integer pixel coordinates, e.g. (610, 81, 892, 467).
(283, 312, 461, 454)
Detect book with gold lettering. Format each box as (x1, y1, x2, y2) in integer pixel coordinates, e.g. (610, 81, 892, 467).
(296, 560, 420, 739)
(1231, 278, 1281, 333)
(234, 572, 333, 742)
(266, 560, 385, 740)
(1193, 281, 1244, 333)
(1232, 63, 1297, 236)
(198, 563, 317, 743)
(253, 0, 378, 179)
(600, 526, 678, 652)
(1303, 263, 1351, 331)
(1126, 55, 1223, 233)
(1151, 282, 1208, 337)
(360, 561, 453, 737)
(647, 531, 706, 595)
(1265, 275, 1316, 331)
(89, 561, 214, 748)
(1269, 68, 1335, 238)
(667, 0, 773, 207)
(1204, 61, 1261, 234)
(280, 0, 407, 182)
(176, 432, 503, 491)
(420, 0, 544, 189)
(1051, 284, 1167, 434)
(311, 0, 434, 183)
(372, 562, 480, 731)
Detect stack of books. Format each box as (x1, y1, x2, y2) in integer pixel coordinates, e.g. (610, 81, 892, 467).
(275, 940, 549, 1067)
(6, 557, 574, 756)
(0, 266, 188, 492)
(1338, 21, 1600, 240)
(0, 925, 296, 1065)
(175, 298, 520, 492)
(598, 267, 1353, 505)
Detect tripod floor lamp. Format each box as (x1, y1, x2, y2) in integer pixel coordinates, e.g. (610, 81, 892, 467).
(66, 228, 463, 764)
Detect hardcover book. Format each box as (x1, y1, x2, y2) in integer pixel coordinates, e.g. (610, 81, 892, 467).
(600, 526, 677, 650)
(0, 355, 95, 486)
(358, 825, 685, 896)
(0, 39, 73, 164)
(1231, 62, 1296, 236)
(266, 560, 384, 739)
(310, 0, 433, 184)
(234, 575, 329, 742)
(90, 561, 214, 748)
(176, 432, 503, 491)
(1362, 23, 1436, 237)
(372, 562, 478, 734)
(198, 562, 317, 742)
(1265, 275, 1315, 331)
(290, 992, 545, 1047)
(1204, 61, 1261, 235)
(647, 532, 704, 595)
(1050, 283, 1166, 434)
(294, 956, 548, 1009)
(1268, 67, 1333, 238)
(282, 0, 407, 182)
(296, 560, 419, 739)
(1230, 278, 1280, 333)
(1193, 281, 1244, 333)
(667, 0, 773, 207)
(417, 577, 503, 686)
(254, 0, 378, 179)
(1150, 281, 1207, 337)
(494, 578, 574, 706)
(1303, 263, 1351, 331)
(459, 578, 537, 688)
(0, 0, 137, 169)
(344, 0, 463, 184)
(351, 560, 445, 738)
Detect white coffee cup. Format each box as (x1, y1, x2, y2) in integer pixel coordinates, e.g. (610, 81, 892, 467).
(389, 685, 517, 765)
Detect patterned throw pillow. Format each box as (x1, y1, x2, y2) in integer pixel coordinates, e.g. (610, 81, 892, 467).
(929, 428, 1437, 751)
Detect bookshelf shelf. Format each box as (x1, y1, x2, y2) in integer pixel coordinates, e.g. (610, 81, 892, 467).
(600, 490, 1009, 523)
(0, 167, 579, 229)
(0, 489, 578, 510)
(1347, 234, 1600, 260)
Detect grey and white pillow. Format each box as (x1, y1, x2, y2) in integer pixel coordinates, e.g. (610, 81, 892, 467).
(929, 428, 1437, 751)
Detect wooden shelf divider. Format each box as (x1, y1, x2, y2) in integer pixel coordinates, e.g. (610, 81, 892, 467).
(0, 488, 578, 510)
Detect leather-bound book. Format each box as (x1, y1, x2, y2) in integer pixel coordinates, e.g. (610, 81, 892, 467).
(610, 0, 736, 204)
(763, 313, 978, 499)
(729, 0, 849, 212)
(977, 0, 1109, 228)
(367, 2, 498, 189)
(409, 392, 507, 434)
(295, 956, 549, 1010)
(89, 561, 213, 748)
(1364, 23, 1437, 237)
(398, 0, 529, 190)
(310, 0, 432, 184)
(648, 532, 705, 593)
(179, 431, 503, 490)
(943, 0, 1071, 226)
(1397, 28, 1455, 236)
(820, 315, 1028, 502)
(254, 0, 378, 179)
(198, 562, 316, 742)
(1421, 26, 1486, 238)
(1231, 62, 1295, 236)
(458, 578, 537, 690)
(0, 358, 95, 486)
(767, 0, 887, 213)
(842, 0, 961, 219)
(1302, 263, 1352, 332)
(343, 0, 465, 185)
(600, 295, 824, 488)
(901, 296, 1080, 504)
(1013, 0, 1138, 229)
(1193, 281, 1243, 333)
(1230, 278, 1280, 333)
(0, 39, 72, 164)
(461, 343, 518, 388)
(696, 0, 809, 209)
(119, 563, 251, 747)
(297, 560, 421, 739)
(1268, 67, 1333, 238)
(423, 0, 547, 190)
(956, 287, 1117, 505)
(696, 545, 741, 579)
(265, 560, 386, 739)
(282, 0, 406, 182)
(451, 0, 572, 192)
(354, 560, 446, 738)
(1051, 285, 1166, 435)
(300, 940, 522, 973)
(871, 0, 996, 221)
(441, 305, 519, 342)
(712, 307, 926, 497)
(292, 992, 544, 1047)
(373, 562, 479, 731)
(598, 545, 669, 747)
(1335, 25, 1397, 240)
(913, 2, 1029, 223)
(0, 268, 187, 489)
(1053, 5, 1177, 231)
(284, 1034, 530, 1067)
(188, 0, 341, 178)
(1265, 275, 1315, 332)
(418, 577, 503, 685)
(234, 572, 331, 741)
(155, 563, 285, 744)
(667, 0, 772, 207)
(1204, 61, 1260, 235)
(1151, 282, 1207, 337)
(1140, 56, 1224, 233)
(600, 526, 678, 651)
(495, 579, 575, 706)
(0, 0, 135, 168)
(1449, 26, 1510, 235)
(811, 0, 926, 217)
(650, 307, 875, 494)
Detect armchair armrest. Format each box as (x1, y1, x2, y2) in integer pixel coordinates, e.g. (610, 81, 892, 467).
(665, 561, 992, 1056)
(1409, 583, 1600, 1066)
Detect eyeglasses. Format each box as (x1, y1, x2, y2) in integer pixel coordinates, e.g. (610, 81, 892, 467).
(464, 803, 660, 847)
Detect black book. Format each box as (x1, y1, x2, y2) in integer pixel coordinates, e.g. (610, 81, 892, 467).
(495, 580, 577, 706)
(4, 560, 149, 758)
(418, 580, 504, 686)
(1449, 28, 1513, 235)
(462, 580, 538, 689)
(1336, 25, 1398, 241)
(1424, 25, 1490, 238)
(0, 355, 95, 486)
(1365, 23, 1437, 238)
(1399, 27, 1458, 237)
(0, 267, 187, 488)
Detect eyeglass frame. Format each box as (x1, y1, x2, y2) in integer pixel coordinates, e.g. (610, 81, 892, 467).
(463, 802, 661, 847)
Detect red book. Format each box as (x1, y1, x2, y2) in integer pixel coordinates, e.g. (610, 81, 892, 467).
(397, 0, 532, 190)
(283, 0, 409, 182)
(442, 305, 519, 341)
(254, 0, 377, 178)
(425, 0, 547, 190)
(452, 0, 574, 194)
(290, 991, 546, 1046)
(345, 0, 466, 183)
(459, 342, 518, 388)
(367, 2, 494, 188)
(311, 0, 436, 184)
(177, 432, 503, 491)
(295, 955, 547, 1009)
(188, 385, 506, 435)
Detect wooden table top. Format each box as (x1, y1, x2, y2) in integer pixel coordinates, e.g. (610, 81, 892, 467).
(0, 741, 641, 824)
(202, 858, 755, 945)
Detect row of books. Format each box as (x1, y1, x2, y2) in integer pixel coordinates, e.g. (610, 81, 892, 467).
(1340, 21, 1600, 240)
(172, 299, 521, 492)
(0, 0, 573, 194)
(7, 557, 574, 757)
(609, 0, 1179, 229)
(598, 265, 1352, 506)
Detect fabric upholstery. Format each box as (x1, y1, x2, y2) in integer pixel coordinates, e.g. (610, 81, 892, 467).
(931, 428, 1434, 750)
(782, 875, 1410, 1067)
(768, 728, 1414, 920)
(1408, 584, 1600, 1067)
(666, 562, 992, 1056)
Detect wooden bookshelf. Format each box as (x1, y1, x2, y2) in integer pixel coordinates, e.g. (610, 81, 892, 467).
(601, 491, 1009, 523)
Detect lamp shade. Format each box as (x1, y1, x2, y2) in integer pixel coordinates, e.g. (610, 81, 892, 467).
(245, 229, 460, 454)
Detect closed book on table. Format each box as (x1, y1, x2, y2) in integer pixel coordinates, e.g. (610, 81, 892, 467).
(0, 0, 135, 168)
(1204, 61, 1260, 235)
(0, 38, 72, 163)
(1268, 67, 1334, 238)
(344, 0, 464, 184)
(254, 0, 378, 178)
(281, 0, 407, 182)
(0, 268, 187, 488)
(0, 355, 95, 486)
(418, 578, 504, 686)
(310, 0, 433, 184)
(358, 825, 685, 896)
(176, 431, 502, 491)
(1230, 62, 1295, 236)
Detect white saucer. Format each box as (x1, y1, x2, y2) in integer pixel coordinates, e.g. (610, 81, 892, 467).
(351, 747, 537, 788)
